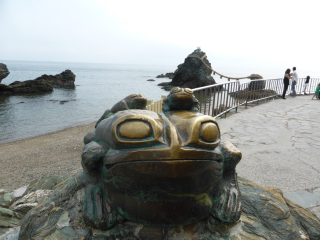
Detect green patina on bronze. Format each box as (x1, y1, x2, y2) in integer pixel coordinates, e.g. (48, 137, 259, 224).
(81, 87, 242, 230)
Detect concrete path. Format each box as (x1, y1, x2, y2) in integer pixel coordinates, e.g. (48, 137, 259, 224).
(218, 95, 320, 193)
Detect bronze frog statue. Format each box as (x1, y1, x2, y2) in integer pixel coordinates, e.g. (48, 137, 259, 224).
(82, 88, 242, 230)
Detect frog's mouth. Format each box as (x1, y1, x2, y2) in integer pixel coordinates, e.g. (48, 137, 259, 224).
(102, 159, 223, 226)
(103, 159, 223, 192)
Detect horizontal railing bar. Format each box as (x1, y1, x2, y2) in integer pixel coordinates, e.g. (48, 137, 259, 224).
(192, 78, 283, 92)
(191, 78, 319, 119)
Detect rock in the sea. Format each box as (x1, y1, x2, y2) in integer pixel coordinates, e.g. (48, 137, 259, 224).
(0, 63, 10, 83)
(248, 73, 265, 90)
(18, 173, 320, 240)
(156, 72, 174, 79)
(158, 48, 217, 91)
(32, 69, 76, 88)
(147, 79, 155, 81)
(0, 70, 75, 96)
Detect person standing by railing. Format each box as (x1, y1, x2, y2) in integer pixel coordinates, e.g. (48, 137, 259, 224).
(303, 76, 310, 95)
(290, 67, 298, 97)
(282, 69, 291, 99)
(312, 83, 320, 100)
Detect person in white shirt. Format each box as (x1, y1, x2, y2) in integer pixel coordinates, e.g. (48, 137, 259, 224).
(290, 67, 298, 97)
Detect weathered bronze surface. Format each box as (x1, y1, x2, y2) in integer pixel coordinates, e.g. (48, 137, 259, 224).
(81, 88, 242, 230)
(84, 94, 147, 144)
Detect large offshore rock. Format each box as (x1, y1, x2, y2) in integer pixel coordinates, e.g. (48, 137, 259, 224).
(18, 173, 320, 240)
(0, 63, 10, 83)
(158, 49, 216, 91)
(0, 70, 75, 96)
(248, 73, 265, 90)
(29, 69, 76, 88)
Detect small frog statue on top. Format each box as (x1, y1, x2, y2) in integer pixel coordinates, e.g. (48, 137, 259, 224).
(81, 87, 242, 229)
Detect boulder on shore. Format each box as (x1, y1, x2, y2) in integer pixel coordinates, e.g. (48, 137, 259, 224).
(0, 70, 76, 96)
(158, 48, 217, 91)
(0, 63, 10, 83)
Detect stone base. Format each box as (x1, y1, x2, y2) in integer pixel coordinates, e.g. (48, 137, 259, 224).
(11, 173, 320, 240)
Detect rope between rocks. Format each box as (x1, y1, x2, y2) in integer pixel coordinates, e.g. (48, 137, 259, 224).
(188, 54, 253, 81)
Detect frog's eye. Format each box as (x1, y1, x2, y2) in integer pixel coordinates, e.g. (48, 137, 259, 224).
(171, 87, 181, 93)
(128, 94, 138, 98)
(199, 122, 219, 143)
(184, 88, 193, 94)
(118, 121, 152, 140)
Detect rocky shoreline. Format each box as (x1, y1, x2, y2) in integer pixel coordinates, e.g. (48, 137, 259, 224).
(0, 62, 76, 96)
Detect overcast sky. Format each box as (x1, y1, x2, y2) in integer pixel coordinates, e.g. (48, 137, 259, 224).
(0, 0, 319, 73)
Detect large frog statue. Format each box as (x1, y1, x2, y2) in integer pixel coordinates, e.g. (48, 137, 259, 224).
(81, 88, 242, 230)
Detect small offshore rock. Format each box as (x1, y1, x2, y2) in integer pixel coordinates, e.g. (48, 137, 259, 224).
(156, 72, 174, 79)
(157, 82, 171, 86)
(147, 79, 155, 81)
(0, 63, 10, 83)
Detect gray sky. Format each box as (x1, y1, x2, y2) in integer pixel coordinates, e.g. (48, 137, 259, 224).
(0, 0, 319, 73)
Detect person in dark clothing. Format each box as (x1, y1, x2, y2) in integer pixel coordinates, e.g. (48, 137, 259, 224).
(303, 76, 310, 95)
(282, 68, 291, 99)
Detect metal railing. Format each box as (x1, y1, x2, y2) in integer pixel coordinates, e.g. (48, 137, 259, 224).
(192, 78, 320, 118)
(146, 95, 167, 113)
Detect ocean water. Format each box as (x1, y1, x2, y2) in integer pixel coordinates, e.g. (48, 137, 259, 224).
(0, 61, 175, 144)
(1, 60, 319, 144)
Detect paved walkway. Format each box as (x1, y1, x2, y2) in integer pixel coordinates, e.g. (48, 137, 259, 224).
(218, 95, 320, 193)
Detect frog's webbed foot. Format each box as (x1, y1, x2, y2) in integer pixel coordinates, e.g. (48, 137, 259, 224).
(211, 173, 241, 222)
(211, 141, 242, 223)
(83, 184, 117, 230)
(82, 141, 117, 229)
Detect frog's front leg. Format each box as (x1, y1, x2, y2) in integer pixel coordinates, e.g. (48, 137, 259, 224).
(81, 141, 117, 230)
(211, 141, 242, 223)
